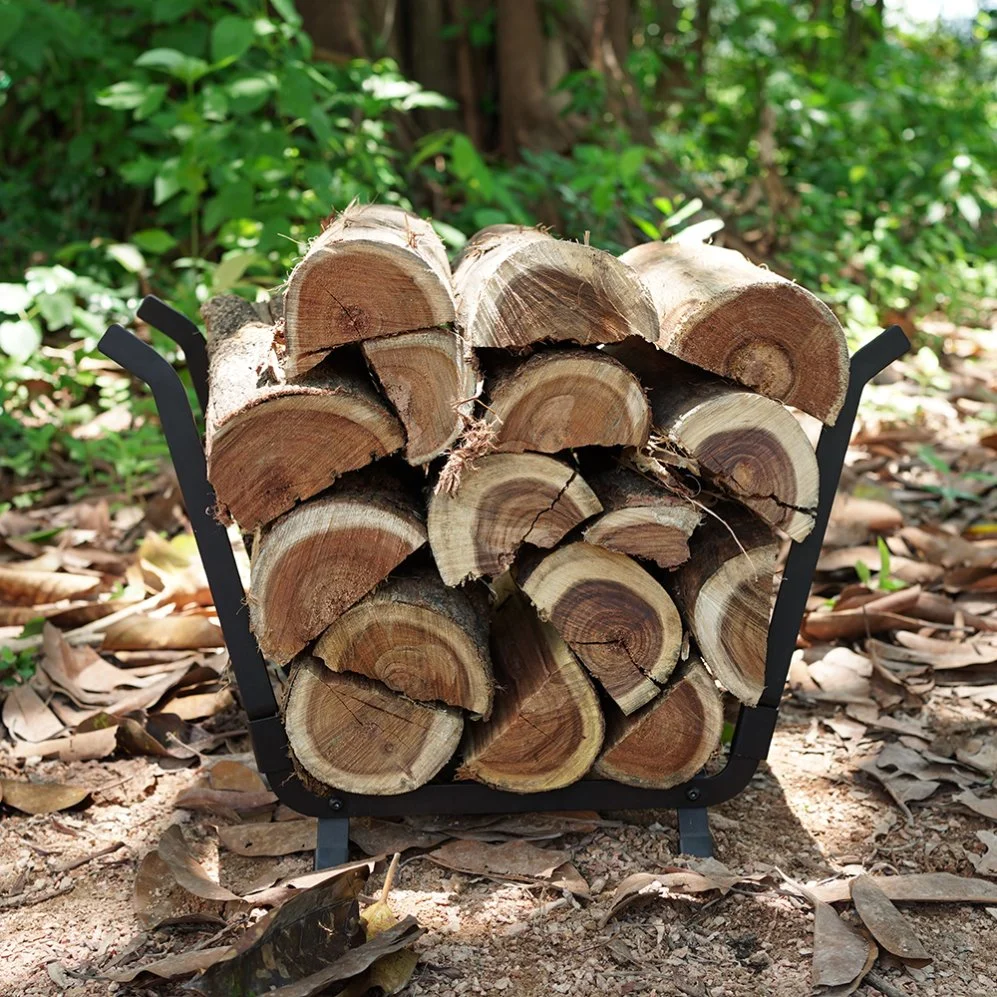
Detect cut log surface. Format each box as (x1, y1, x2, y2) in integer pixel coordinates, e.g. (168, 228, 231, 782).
(621, 241, 848, 423)
(314, 573, 494, 717)
(486, 349, 651, 453)
(583, 466, 700, 569)
(428, 454, 602, 585)
(283, 204, 456, 377)
(453, 225, 658, 349)
(250, 476, 427, 664)
(202, 296, 404, 530)
(612, 341, 818, 541)
(456, 592, 603, 793)
(594, 660, 723, 788)
(520, 542, 683, 715)
(284, 658, 463, 795)
(363, 328, 477, 465)
(673, 504, 778, 706)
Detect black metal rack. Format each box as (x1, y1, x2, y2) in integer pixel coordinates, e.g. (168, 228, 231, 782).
(100, 296, 908, 867)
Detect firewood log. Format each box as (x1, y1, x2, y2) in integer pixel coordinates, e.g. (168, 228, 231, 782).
(249, 473, 426, 664)
(284, 658, 463, 795)
(314, 572, 494, 717)
(283, 204, 455, 376)
(520, 542, 683, 715)
(672, 504, 778, 705)
(428, 454, 602, 585)
(594, 660, 723, 788)
(456, 592, 603, 792)
(621, 241, 848, 423)
(485, 349, 651, 453)
(453, 224, 658, 348)
(202, 295, 403, 530)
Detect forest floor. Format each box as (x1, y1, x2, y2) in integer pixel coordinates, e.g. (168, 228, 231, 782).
(1, 317, 995, 997)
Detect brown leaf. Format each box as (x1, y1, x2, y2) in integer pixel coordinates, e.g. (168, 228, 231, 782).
(882, 633, 997, 669)
(350, 817, 448, 856)
(104, 947, 235, 983)
(12, 725, 119, 762)
(426, 839, 588, 895)
(174, 785, 278, 816)
(0, 565, 100, 605)
(208, 759, 266, 793)
(156, 824, 240, 901)
(242, 860, 380, 908)
(219, 820, 318, 857)
(101, 613, 224, 650)
(138, 531, 211, 604)
(812, 898, 877, 989)
(968, 831, 997, 877)
(851, 875, 932, 966)
(133, 851, 228, 930)
(446, 811, 617, 842)
(601, 869, 738, 925)
(2, 683, 65, 742)
(0, 778, 89, 814)
(811, 872, 997, 905)
(158, 687, 233, 720)
(807, 647, 873, 702)
(956, 790, 997, 821)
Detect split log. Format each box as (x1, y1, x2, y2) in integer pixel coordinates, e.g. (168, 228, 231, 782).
(283, 204, 456, 377)
(612, 341, 818, 541)
(453, 225, 658, 349)
(428, 454, 602, 585)
(485, 349, 651, 453)
(582, 466, 700, 569)
(594, 660, 723, 788)
(520, 542, 683, 715)
(250, 475, 427, 664)
(284, 658, 463, 795)
(672, 504, 778, 706)
(314, 573, 494, 717)
(363, 328, 477, 465)
(621, 241, 848, 423)
(456, 592, 603, 793)
(202, 296, 404, 530)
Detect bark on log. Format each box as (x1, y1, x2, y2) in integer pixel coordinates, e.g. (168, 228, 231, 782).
(672, 504, 778, 706)
(250, 475, 427, 664)
(284, 658, 463, 795)
(314, 573, 494, 717)
(284, 204, 456, 377)
(485, 349, 651, 453)
(520, 542, 683, 714)
(582, 466, 700, 569)
(428, 454, 602, 585)
(363, 328, 477, 465)
(594, 659, 723, 788)
(453, 225, 658, 349)
(621, 241, 848, 423)
(201, 296, 404, 530)
(456, 591, 603, 792)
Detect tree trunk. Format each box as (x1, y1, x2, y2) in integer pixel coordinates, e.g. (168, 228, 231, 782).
(296, 0, 367, 59)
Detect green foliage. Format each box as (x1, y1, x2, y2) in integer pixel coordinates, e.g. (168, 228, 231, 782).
(0, 643, 37, 688)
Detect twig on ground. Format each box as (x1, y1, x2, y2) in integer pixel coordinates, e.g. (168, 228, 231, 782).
(0, 881, 75, 910)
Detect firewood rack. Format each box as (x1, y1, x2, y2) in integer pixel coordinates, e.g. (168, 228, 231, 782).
(99, 297, 907, 867)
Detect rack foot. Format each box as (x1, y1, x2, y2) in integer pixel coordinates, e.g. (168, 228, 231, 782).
(677, 807, 713, 857)
(315, 817, 350, 870)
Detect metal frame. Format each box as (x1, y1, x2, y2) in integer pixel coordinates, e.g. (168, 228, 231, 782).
(100, 296, 908, 866)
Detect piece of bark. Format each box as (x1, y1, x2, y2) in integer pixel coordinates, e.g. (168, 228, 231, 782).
(594, 660, 723, 788)
(520, 542, 683, 714)
(484, 349, 650, 453)
(582, 466, 700, 569)
(250, 475, 427, 664)
(456, 592, 603, 793)
(427, 454, 601, 585)
(672, 504, 778, 705)
(453, 225, 657, 349)
(611, 341, 819, 540)
(314, 573, 494, 717)
(363, 328, 477, 465)
(201, 295, 403, 530)
(283, 204, 456, 376)
(283, 658, 462, 796)
(621, 241, 849, 423)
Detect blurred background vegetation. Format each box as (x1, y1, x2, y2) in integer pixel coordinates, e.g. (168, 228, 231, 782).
(0, 0, 994, 504)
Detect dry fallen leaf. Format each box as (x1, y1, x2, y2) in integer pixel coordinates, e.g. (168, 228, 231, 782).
(0, 777, 89, 815)
(242, 859, 380, 909)
(600, 868, 740, 925)
(133, 851, 229, 930)
(174, 785, 278, 816)
(104, 947, 235, 983)
(13, 725, 119, 762)
(208, 759, 267, 793)
(2, 683, 65, 743)
(219, 820, 318, 857)
(349, 817, 447, 856)
(956, 790, 997, 821)
(811, 897, 877, 990)
(811, 872, 997, 905)
(968, 831, 997, 877)
(850, 875, 932, 966)
(156, 824, 240, 901)
(101, 613, 224, 650)
(0, 565, 100, 605)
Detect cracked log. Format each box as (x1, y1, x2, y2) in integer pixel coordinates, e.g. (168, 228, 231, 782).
(314, 572, 494, 718)
(484, 349, 651, 453)
(283, 204, 456, 377)
(363, 328, 477, 465)
(456, 591, 603, 793)
(519, 542, 683, 715)
(582, 466, 701, 569)
(594, 659, 723, 788)
(612, 341, 818, 541)
(284, 657, 463, 795)
(202, 295, 404, 530)
(672, 503, 779, 706)
(428, 453, 602, 585)
(621, 241, 848, 423)
(250, 473, 427, 664)
(452, 224, 658, 349)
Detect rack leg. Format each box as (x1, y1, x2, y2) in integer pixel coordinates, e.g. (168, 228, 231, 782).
(315, 817, 351, 870)
(677, 807, 713, 857)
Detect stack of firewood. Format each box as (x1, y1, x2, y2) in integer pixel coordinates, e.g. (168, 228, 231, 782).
(202, 204, 847, 797)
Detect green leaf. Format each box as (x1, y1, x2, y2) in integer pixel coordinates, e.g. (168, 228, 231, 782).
(652, 197, 673, 217)
(449, 133, 481, 181)
(662, 197, 703, 229)
(0, 283, 31, 315)
(876, 536, 892, 585)
(227, 74, 275, 111)
(630, 215, 661, 240)
(213, 252, 258, 293)
(854, 559, 871, 585)
(211, 16, 256, 64)
(0, 319, 42, 361)
(431, 220, 467, 251)
(956, 194, 981, 228)
(154, 160, 181, 205)
(132, 229, 178, 253)
(136, 48, 210, 84)
(36, 292, 75, 330)
(0, 1, 25, 49)
(618, 147, 645, 183)
(96, 81, 151, 111)
(107, 244, 147, 274)
(669, 218, 725, 244)
(152, 0, 198, 22)
(271, 0, 303, 26)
